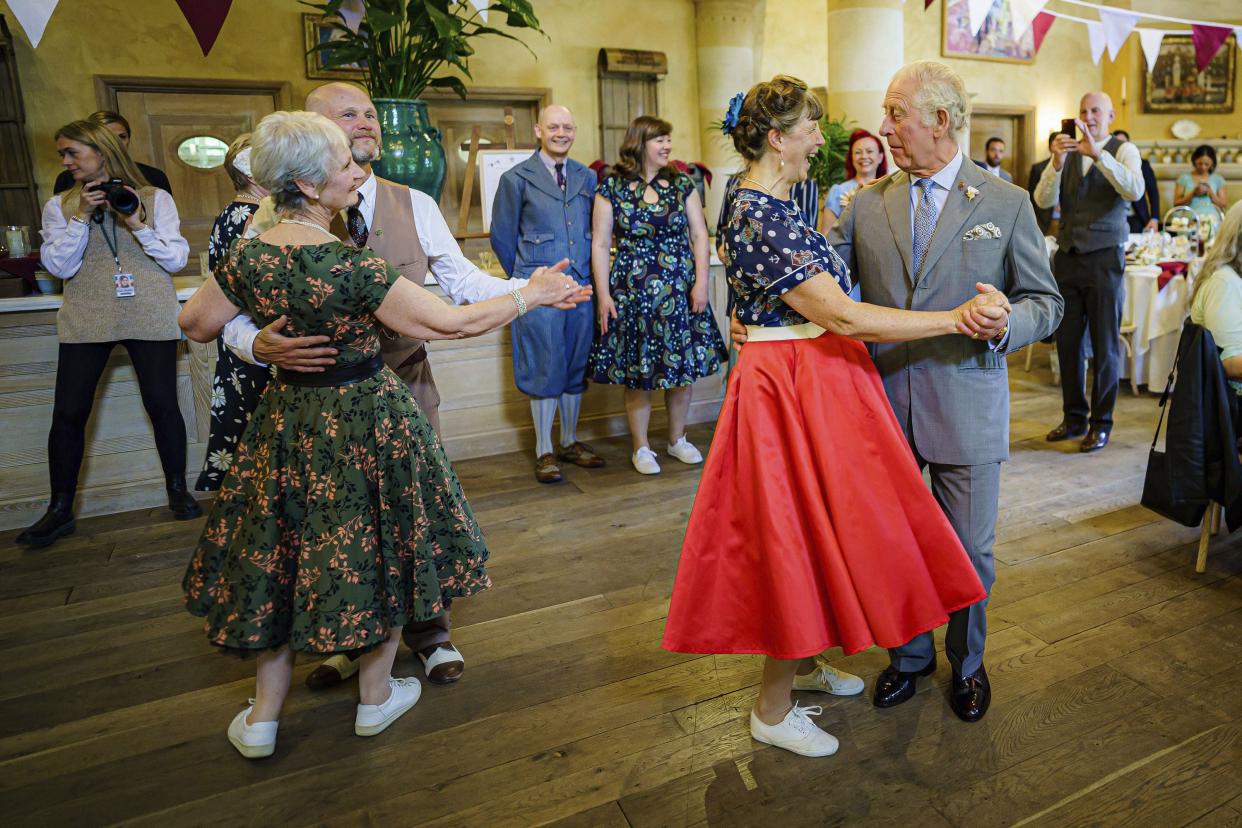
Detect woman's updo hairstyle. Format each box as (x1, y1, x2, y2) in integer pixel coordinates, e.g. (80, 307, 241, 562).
(731, 75, 823, 162)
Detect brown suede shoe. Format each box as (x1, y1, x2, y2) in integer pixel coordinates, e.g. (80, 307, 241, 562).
(556, 441, 606, 468)
(418, 643, 465, 685)
(535, 453, 563, 484)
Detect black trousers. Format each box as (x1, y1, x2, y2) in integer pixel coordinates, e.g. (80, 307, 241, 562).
(48, 340, 187, 495)
(1053, 246, 1126, 429)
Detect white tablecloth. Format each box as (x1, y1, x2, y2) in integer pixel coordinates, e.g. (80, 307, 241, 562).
(1121, 264, 1191, 391)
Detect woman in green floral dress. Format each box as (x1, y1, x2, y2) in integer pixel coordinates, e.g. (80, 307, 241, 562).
(179, 111, 589, 759)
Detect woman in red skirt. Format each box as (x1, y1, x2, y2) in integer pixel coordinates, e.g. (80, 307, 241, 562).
(662, 77, 998, 757)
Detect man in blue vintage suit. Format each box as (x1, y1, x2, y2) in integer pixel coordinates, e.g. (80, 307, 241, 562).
(490, 105, 604, 483)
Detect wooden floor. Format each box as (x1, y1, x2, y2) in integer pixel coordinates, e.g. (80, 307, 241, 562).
(3, 345, 1242, 827)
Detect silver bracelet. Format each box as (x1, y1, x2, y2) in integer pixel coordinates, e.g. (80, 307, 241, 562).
(510, 288, 528, 316)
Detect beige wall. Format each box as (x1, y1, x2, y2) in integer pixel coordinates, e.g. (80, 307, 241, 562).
(758, 0, 828, 89)
(2, 0, 703, 203)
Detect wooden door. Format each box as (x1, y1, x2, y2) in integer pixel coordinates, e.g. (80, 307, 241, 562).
(105, 82, 287, 262)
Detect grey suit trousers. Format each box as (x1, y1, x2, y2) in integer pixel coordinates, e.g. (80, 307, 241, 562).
(890, 432, 999, 678)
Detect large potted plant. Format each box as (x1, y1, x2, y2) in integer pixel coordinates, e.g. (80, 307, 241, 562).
(305, 0, 543, 198)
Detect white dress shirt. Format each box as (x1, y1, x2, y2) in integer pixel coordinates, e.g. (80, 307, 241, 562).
(1033, 139, 1145, 210)
(222, 171, 525, 363)
(39, 189, 189, 278)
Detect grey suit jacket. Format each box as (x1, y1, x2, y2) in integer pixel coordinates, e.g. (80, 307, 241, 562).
(828, 159, 1063, 466)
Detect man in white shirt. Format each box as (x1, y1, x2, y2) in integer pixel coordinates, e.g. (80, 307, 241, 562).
(1034, 92, 1144, 452)
(223, 82, 531, 691)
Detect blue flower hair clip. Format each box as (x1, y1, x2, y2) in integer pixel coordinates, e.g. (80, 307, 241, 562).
(721, 92, 744, 135)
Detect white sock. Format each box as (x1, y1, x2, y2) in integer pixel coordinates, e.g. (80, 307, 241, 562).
(559, 393, 582, 446)
(531, 398, 557, 457)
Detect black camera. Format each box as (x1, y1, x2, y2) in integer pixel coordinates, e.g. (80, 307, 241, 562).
(89, 178, 141, 216)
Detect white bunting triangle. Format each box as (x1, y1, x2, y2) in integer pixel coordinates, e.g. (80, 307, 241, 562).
(1099, 8, 1139, 61)
(7, 0, 60, 48)
(1010, 0, 1049, 40)
(1138, 28, 1166, 74)
(968, 0, 992, 37)
(470, 0, 488, 23)
(1086, 20, 1107, 65)
(338, 0, 366, 33)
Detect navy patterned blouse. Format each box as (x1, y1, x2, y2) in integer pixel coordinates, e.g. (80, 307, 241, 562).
(721, 187, 852, 328)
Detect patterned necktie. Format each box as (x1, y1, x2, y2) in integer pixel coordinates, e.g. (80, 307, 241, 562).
(554, 162, 566, 190)
(912, 178, 938, 278)
(346, 193, 368, 247)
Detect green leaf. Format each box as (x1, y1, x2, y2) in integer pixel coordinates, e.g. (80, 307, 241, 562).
(425, 76, 469, 99)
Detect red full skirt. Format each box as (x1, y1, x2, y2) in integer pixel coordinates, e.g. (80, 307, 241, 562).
(661, 331, 987, 659)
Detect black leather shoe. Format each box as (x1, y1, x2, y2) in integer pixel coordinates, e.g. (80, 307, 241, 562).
(872, 656, 937, 709)
(1046, 420, 1088, 442)
(1079, 428, 1110, 453)
(950, 665, 991, 722)
(166, 478, 203, 520)
(16, 493, 76, 548)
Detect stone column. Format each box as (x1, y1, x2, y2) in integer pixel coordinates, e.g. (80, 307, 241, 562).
(826, 0, 904, 135)
(695, 0, 760, 228)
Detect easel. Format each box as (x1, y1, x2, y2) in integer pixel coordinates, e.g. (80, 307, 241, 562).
(454, 106, 533, 241)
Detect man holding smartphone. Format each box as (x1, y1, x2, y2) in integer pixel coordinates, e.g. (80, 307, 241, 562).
(1034, 92, 1144, 452)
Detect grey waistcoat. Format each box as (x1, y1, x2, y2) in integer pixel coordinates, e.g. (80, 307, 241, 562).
(1057, 135, 1129, 254)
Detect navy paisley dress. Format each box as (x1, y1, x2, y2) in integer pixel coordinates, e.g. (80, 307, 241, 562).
(589, 173, 726, 389)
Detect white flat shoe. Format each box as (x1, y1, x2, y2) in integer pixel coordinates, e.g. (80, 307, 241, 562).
(227, 701, 278, 759)
(632, 447, 661, 475)
(750, 702, 839, 757)
(667, 437, 703, 465)
(793, 663, 865, 696)
(355, 676, 422, 737)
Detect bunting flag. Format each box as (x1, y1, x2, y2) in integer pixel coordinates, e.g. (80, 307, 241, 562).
(469, 0, 488, 23)
(1137, 28, 1166, 74)
(1086, 20, 1106, 64)
(7, 0, 60, 48)
(175, 0, 233, 56)
(1191, 24, 1233, 73)
(339, 0, 366, 33)
(967, 0, 992, 37)
(1010, 0, 1049, 39)
(1032, 12, 1055, 52)
(925, 0, 935, 9)
(1099, 8, 1139, 61)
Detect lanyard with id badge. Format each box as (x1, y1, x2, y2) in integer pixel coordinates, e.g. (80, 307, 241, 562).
(94, 211, 136, 298)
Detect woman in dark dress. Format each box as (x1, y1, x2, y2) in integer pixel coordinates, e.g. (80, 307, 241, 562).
(196, 133, 270, 490)
(589, 116, 727, 476)
(179, 111, 589, 759)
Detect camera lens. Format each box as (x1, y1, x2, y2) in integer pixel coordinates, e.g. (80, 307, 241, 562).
(108, 187, 141, 216)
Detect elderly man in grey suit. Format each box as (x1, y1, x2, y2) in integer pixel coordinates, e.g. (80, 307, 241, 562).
(826, 61, 1063, 722)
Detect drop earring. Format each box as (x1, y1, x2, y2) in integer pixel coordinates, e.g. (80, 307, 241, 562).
(779, 151, 785, 170)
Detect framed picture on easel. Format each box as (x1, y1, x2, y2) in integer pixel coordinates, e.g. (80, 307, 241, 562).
(477, 149, 534, 232)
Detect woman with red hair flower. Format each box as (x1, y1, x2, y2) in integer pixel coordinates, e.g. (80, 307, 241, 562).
(820, 129, 887, 233)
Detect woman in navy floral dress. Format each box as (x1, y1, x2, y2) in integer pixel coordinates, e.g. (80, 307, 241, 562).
(590, 116, 727, 475)
(196, 135, 270, 491)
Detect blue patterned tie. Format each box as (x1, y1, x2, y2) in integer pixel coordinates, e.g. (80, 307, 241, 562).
(912, 178, 938, 278)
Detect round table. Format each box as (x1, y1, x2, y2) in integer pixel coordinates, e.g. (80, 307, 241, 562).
(1120, 263, 1193, 392)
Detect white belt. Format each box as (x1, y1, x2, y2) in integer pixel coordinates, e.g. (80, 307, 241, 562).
(744, 322, 826, 342)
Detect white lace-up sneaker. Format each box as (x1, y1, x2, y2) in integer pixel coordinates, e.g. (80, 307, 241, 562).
(792, 663, 866, 696)
(667, 437, 703, 465)
(632, 446, 661, 475)
(750, 702, 839, 757)
(355, 676, 422, 737)
(227, 700, 278, 759)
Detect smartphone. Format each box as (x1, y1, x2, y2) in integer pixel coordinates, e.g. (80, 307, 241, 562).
(1060, 118, 1077, 138)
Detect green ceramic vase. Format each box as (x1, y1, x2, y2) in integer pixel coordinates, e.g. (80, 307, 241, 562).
(373, 98, 446, 199)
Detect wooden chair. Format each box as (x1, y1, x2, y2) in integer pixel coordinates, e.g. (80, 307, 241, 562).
(1197, 501, 1222, 573)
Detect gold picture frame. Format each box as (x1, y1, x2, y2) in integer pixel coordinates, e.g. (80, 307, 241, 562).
(1143, 34, 1235, 113)
(941, 0, 1036, 65)
(302, 14, 367, 81)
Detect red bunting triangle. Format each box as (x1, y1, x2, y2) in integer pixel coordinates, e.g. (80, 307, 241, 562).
(925, 0, 935, 9)
(1032, 11, 1055, 52)
(175, 0, 233, 57)
(1191, 24, 1233, 73)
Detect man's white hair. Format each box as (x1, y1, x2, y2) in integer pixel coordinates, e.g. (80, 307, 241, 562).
(893, 60, 971, 138)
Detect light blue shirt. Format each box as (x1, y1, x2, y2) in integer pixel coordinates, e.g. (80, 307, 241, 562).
(908, 150, 965, 242)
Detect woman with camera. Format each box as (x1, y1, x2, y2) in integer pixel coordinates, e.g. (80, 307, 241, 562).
(17, 120, 198, 548)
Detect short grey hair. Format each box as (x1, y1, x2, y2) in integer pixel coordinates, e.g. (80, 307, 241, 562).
(893, 60, 971, 138)
(250, 110, 350, 212)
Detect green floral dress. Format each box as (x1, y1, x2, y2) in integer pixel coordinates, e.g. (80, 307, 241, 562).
(183, 238, 490, 655)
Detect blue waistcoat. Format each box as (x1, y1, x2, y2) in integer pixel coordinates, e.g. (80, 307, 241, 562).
(490, 152, 596, 281)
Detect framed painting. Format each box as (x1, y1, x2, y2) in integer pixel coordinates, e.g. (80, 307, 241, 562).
(1143, 34, 1235, 113)
(302, 14, 367, 81)
(942, 0, 1036, 65)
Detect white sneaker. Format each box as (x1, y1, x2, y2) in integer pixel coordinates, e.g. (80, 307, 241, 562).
(750, 702, 839, 758)
(227, 701, 278, 759)
(355, 676, 422, 737)
(792, 663, 865, 696)
(667, 437, 703, 465)
(632, 447, 661, 475)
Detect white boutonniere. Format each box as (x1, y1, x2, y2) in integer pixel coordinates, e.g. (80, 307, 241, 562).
(963, 185, 979, 201)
